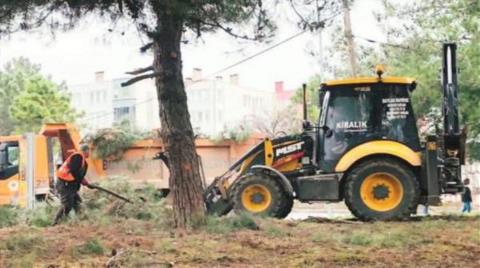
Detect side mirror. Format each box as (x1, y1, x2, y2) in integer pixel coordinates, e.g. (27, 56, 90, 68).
(0, 144, 7, 172)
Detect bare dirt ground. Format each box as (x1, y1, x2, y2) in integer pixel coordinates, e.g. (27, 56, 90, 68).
(1, 210, 479, 267)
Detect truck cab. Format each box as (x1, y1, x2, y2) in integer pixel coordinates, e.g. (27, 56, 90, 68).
(315, 76, 420, 173)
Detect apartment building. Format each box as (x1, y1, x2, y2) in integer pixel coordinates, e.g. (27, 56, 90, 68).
(68, 71, 159, 133)
(185, 69, 274, 136)
(68, 69, 289, 136)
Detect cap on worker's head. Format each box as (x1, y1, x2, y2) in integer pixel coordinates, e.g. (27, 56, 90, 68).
(79, 143, 90, 152)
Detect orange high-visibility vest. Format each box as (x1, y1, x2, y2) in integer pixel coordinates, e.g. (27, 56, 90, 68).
(56, 152, 86, 182)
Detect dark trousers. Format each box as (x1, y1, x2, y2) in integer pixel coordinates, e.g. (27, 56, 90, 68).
(54, 180, 82, 224)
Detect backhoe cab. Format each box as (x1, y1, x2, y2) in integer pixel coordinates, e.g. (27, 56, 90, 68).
(205, 43, 464, 221)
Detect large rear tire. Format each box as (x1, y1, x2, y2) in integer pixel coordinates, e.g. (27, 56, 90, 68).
(277, 196, 294, 219)
(344, 159, 419, 221)
(230, 173, 293, 218)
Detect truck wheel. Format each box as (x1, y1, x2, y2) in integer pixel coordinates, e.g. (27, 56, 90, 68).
(230, 173, 292, 218)
(344, 159, 419, 221)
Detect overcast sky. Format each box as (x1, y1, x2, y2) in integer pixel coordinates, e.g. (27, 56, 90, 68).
(0, 0, 383, 92)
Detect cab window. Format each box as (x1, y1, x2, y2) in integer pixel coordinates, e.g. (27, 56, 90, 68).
(0, 143, 20, 180)
(377, 84, 420, 150)
(7, 146, 19, 166)
(323, 86, 374, 165)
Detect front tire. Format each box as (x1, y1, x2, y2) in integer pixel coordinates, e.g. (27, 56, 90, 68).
(230, 173, 293, 218)
(344, 159, 419, 221)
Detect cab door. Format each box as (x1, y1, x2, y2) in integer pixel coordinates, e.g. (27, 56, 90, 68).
(0, 141, 24, 205)
(319, 85, 375, 172)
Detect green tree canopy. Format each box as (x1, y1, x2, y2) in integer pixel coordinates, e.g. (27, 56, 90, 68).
(322, 0, 479, 159)
(0, 58, 41, 135)
(9, 75, 77, 133)
(377, 0, 480, 159)
(291, 76, 322, 123)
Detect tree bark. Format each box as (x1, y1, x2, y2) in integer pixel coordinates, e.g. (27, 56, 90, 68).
(153, 13, 205, 228)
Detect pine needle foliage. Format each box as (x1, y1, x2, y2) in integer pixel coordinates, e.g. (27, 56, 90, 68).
(83, 126, 156, 161)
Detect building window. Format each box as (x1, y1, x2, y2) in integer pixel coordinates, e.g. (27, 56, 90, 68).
(114, 106, 136, 125)
(217, 90, 223, 101)
(205, 111, 210, 123)
(198, 111, 203, 122)
(96, 91, 101, 103)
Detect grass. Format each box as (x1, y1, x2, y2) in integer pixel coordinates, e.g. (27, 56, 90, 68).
(203, 213, 259, 234)
(0, 178, 172, 230)
(264, 225, 286, 237)
(72, 238, 105, 256)
(1, 179, 479, 267)
(24, 203, 57, 227)
(0, 213, 478, 267)
(342, 232, 373, 245)
(0, 205, 19, 228)
(311, 232, 328, 243)
(1, 232, 45, 254)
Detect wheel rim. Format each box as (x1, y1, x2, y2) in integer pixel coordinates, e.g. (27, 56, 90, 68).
(241, 184, 272, 213)
(360, 172, 404, 212)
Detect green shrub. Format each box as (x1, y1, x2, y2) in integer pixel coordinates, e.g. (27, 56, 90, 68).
(83, 125, 155, 161)
(0, 206, 19, 228)
(24, 203, 56, 227)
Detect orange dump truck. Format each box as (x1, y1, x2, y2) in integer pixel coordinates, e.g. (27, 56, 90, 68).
(0, 123, 262, 207)
(0, 123, 101, 207)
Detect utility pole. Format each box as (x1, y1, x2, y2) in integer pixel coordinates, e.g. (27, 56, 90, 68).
(342, 0, 358, 76)
(316, 0, 324, 77)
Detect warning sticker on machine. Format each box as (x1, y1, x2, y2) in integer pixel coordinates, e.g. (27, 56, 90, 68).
(383, 98, 409, 120)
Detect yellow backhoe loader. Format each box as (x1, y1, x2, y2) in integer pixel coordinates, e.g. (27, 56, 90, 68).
(205, 43, 466, 221)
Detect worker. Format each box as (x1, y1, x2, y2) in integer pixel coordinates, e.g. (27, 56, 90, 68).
(53, 144, 92, 225)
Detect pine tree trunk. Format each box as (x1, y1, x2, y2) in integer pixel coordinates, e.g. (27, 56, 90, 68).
(153, 14, 205, 228)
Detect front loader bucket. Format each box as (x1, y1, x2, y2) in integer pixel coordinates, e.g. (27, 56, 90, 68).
(204, 183, 232, 216)
(206, 197, 231, 216)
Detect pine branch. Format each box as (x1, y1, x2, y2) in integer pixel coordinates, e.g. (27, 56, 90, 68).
(121, 72, 161, 87)
(196, 7, 260, 41)
(140, 42, 153, 53)
(126, 66, 154, 75)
